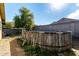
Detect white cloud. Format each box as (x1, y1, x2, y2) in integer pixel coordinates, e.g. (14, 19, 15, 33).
(67, 3, 79, 19)
(67, 9, 79, 19)
(49, 3, 67, 10)
(76, 3, 79, 7)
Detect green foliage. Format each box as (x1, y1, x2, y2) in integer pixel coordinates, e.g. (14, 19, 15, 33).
(4, 22, 14, 29)
(63, 49, 76, 56)
(13, 15, 21, 28)
(17, 38, 58, 56)
(17, 38, 76, 56)
(14, 7, 35, 30)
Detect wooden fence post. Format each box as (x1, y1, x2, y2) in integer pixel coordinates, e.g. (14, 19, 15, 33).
(57, 32, 63, 51)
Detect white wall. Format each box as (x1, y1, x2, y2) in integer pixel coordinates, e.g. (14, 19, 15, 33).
(0, 15, 2, 39)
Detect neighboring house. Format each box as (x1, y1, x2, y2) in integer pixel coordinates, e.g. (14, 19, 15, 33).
(34, 18, 79, 37)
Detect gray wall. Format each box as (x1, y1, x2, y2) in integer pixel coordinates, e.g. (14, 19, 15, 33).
(35, 22, 79, 37)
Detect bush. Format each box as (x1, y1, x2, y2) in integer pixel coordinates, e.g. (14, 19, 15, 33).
(17, 38, 76, 56)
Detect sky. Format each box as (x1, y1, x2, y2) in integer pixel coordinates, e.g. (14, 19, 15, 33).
(5, 3, 79, 25)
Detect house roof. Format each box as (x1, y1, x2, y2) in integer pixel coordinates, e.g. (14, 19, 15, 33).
(50, 18, 79, 25)
(57, 18, 77, 23)
(0, 3, 5, 24)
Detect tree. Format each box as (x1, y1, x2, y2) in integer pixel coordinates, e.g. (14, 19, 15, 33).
(14, 15, 21, 28)
(14, 7, 35, 30)
(4, 22, 14, 29)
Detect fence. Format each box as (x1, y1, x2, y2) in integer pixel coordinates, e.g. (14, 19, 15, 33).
(3, 28, 22, 37)
(22, 30, 72, 52)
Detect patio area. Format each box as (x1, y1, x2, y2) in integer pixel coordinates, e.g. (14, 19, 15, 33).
(0, 37, 25, 56)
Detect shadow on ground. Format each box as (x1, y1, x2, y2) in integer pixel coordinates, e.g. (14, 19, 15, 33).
(72, 38, 79, 50)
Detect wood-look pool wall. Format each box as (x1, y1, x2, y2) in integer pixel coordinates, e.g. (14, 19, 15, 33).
(22, 30, 72, 52)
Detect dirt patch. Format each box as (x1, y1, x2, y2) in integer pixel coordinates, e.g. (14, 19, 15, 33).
(10, 38, 25, 56)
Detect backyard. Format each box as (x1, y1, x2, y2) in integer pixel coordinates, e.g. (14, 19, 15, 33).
(1, 3, 79, 56)
(0, 34, 79, 56)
